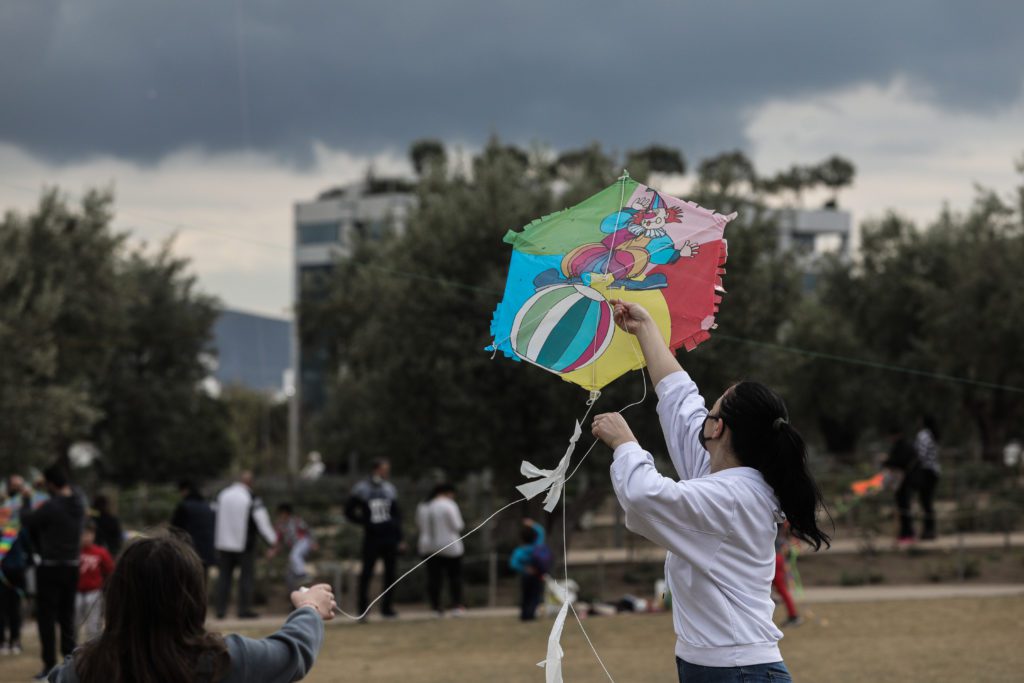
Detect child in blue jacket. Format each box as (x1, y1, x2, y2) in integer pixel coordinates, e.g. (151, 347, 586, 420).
(509, 519, 550, 621)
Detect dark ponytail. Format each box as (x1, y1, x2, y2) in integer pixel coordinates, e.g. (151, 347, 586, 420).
(720, 381, 831, 550)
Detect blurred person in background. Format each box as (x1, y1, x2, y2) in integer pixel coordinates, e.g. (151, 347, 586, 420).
(213, 472, 276, 620)
(509, 519, 550, 622)
(882, 422, 922, 545)
(89, 495, 123, 558)
(75, 520, 113, 642)
(4, 475, 26, 510)
(912, 415, 942, 540)
(1, 477, 33, 656)
(417, 483, 465, 617)
(21, 464, 85, 679)
(267, 503, 316, 593)
(299, 452, 325, 481)
(345, 458, 403, 619)
(771, 522, 802, 628)
(5, 474, 47, 512)
(171, 480, 217, 583)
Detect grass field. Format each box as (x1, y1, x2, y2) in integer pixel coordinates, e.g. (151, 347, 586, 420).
(7, 597, 1023, 682)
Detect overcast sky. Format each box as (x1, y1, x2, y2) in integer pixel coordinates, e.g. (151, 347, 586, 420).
(2, 1, 1023, 317)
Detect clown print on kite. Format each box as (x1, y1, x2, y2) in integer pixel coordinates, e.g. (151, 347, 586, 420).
(488, 175, 735, 392)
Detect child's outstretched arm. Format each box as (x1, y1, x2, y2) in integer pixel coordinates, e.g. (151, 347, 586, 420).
(610, 299, 711, 481)
(610, 299, 682, 388)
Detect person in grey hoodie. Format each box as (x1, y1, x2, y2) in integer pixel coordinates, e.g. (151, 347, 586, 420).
(46, 533, 335, 683)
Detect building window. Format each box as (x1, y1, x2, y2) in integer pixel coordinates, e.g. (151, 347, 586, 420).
(353, 219, 390, 240)
(297, 221, 340, 245)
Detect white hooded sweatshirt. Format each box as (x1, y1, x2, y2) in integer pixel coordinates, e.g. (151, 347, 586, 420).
(610, 371, 785, 667)
(214, 482, 277, 553)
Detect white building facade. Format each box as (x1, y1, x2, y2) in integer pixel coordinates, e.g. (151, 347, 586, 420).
(289, 181, 417, 472)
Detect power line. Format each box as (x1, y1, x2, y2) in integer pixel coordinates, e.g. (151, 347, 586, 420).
(714, 334, 1024, 394)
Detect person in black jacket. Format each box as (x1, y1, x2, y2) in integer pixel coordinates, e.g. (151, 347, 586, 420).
(344, 459, 403, 618)
(170, 480, 217, 583)
(90, 494, 123, 558)
(881, 425, 921, 544)
(20, 463, 85, 679)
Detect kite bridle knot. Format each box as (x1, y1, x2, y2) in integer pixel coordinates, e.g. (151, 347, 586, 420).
(587, 390, 602, 406)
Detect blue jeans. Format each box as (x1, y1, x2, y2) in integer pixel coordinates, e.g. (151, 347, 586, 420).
(677, 658, 792, 682)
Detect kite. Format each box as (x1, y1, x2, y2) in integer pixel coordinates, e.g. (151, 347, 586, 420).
(850, 472, 886, 497)
(486, 173, 736, 681)
(488, 174, 734, 393)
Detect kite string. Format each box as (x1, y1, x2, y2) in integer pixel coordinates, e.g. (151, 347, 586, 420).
(564, 337, 648, 486)
(588, 171, 629, 397)
(333, 496, 527, 620)
(556, 337, 648, 682)
(333, 395, 602, 621)
(561, 473, 616, 683)
(335, 340, 648, 682)
(600, 171, 630, 278)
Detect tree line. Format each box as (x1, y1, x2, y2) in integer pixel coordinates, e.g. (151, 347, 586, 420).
(2, 143, 1020, 491)
(307, 138, 1022, 495)
(0, 189, 234, 481)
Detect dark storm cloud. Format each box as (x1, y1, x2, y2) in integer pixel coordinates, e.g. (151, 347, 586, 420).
(2, 0, 1023, 165)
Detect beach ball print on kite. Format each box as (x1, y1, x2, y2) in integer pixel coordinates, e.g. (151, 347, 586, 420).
(510, 283, 614, 373)
(489, 175, 735, 392)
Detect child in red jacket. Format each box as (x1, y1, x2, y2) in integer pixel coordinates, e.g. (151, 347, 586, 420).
(76, 521, 114, 641)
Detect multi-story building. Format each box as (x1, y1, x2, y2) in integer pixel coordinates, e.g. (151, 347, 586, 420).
(289, 179, 417, 471)
(773, 206, 852, 258)
(210, 308, 293, 396)
(770, 206, 853, 290)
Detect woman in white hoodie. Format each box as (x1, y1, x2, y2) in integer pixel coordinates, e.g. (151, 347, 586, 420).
(592, 300, 830, 683)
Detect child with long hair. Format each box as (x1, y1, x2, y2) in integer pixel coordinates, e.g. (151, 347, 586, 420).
(47, 532, 336, 683)
(592, 300, 830, 682)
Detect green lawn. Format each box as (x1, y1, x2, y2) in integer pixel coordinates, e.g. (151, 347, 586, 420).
(8, 597, 1024, 682)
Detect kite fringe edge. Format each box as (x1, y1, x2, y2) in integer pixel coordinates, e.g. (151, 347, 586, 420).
(678, 235, 730, 353)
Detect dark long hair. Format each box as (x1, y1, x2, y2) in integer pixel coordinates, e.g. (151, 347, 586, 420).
(720, 381, 832, 550)
(75, 533, 229, 683)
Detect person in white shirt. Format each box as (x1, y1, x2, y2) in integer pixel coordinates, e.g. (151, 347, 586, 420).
(213, 472, 277, 620)
(416, 484, 466, 615)
(592, 299, 831, 683)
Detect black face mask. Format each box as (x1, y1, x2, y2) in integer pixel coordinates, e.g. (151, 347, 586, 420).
(699, 414, 723, 451)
